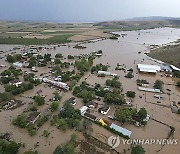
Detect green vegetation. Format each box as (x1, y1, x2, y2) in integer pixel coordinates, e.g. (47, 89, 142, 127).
(75, 57, 94, 72)
(12, 115, 27, 128)
(115, 107, 148, 124)
(7, 54, 22, 63)
(24, 73, 41, 85)
(53, 91, 62, 101)
(1, 66, 22, 78)
(148, 43, 180, 68)
(153, 80, 164, 90)
(43, 130, 50, 137)
(51, 103, 81, 131)
(104, 90, 125, 105)
(91, 64, 108, 73)
(34, 96, 45, 106)
(27, 124, 37, 136)
(131, 145, 145, 154)
(109, 36, 118, 40)
(5, 82, 34, 95)
(55, 53, 63, 59)
(67, 55, 74, 59)
(50, 101, 59, 112)
(177, 81, 180, 87)
(73, 44, 86, 49)
(136, 79, 149, 86)
(105, 77, 122, 89)
(57, 103, 81, 131)
(0, 34, 72, 45)
(0, 139, 21, 154)
(173, 71, 180, 78)
(0, 92, 14, 102)
(115, 108, 137, 123)
(125, 71, 134, 78)
(73, 82, 95, 103)
(126, 91, 136, 98)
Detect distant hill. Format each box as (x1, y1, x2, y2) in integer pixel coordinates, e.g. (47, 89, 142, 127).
(126, 16, 180, 21)
(95, 17, 180, 30)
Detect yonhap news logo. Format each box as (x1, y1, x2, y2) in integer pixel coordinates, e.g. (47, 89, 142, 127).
(108, 136, 120, 149)
(108, 136, 178, 148)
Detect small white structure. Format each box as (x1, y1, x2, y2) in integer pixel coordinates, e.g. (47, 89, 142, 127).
(143, 114, 151, 122)
(110, 123, 132, 138)
(79, 106, 88, 115)
(154, 94, 163, 99)
(9, 79, 22, 87)
(42, 78, 69, 90)
(98, 106, 110, 115)
(13, 62, 23, 68)
(137, 64, 161, 73)
(98, 71, 117, 77)
(138, 87, 161, 93)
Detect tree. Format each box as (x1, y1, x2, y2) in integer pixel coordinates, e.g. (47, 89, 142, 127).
(53, 145, 64, 154)
(0, 92, 14, 102)
(126, 91, 136, 98)
(34, 96, 45, 106)
(176, 81, 180, 87)
(53, 91, 62, 101)
(105, 78, 122, 88)
(104, 92, 125, 105)
(131, 145, 145, 154)
(0, 139, 21, 154)
(154, 80, 164, 90)
(67, 55, 74, 59)
(55, 53, 63, 59)
(43, 130, 50, 137)
(12, 115, 27, 128)
(115, 108, 137, 123)
(27, 124, 37, 136)
(138, 108, 147, 120)
(50, 101, 59, 112)
(54, 58, 62, 64)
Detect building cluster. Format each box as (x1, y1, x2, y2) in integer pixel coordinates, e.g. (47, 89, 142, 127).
(79, 105, 132, 138)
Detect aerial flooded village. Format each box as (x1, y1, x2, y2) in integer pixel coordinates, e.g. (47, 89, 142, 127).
(0, 1, 180, 154)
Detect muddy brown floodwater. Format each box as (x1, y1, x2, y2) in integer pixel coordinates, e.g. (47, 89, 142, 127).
(0, 27, 180, 154)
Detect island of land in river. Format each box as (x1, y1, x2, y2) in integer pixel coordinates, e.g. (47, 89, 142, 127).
(0, 21, 180, 154)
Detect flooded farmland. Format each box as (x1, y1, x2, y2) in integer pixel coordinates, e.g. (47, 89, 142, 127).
(0, 27, 180, 154)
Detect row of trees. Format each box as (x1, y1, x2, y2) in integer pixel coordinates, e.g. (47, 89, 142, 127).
(51, 102, 81, 131)
(6, 54, 22, 63)
(0, 139, 21, 154)
(91, 63, 108, 73)
(75, 56, 94, 72)
(0, 92, 14, 102)
(5, 82, 34, 95)
(105, 77, 122, 89)
(115, 107, 147, 124)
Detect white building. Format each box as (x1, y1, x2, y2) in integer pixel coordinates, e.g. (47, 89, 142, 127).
(137, 64, 161, 73)
(110, 123, 132, 138)
(79, 106, 88, 115)
(42, 78, 69, 90)
(138, 87, 161, 93)
(98, 71, 117, 77)
(13, 62, 23, 68)
(9, 79, 22, 87)
(170, 65, 180, 72)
